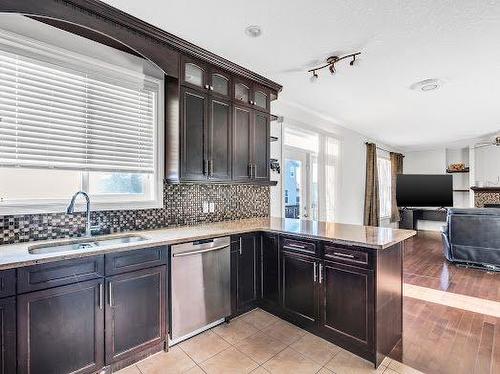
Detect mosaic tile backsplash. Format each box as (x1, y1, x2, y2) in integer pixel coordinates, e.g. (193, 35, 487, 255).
(473, 190, 500, 207)
(0, 183, 270, 246)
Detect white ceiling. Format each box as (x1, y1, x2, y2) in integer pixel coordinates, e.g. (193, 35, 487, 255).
(101, 0, 500, 149)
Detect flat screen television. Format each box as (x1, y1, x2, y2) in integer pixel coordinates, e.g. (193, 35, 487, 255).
(396, 174, 453, 207)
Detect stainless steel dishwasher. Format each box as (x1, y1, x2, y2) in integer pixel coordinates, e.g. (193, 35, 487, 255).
(170, 236, 231, 344)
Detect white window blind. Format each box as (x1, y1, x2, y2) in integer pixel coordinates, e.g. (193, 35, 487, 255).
(0, 50, 158, 173)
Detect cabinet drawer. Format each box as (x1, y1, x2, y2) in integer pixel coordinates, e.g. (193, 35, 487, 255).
(281, 237, 317, 256)
(324, 245, 370, 268)
(0, 269, 16, 298)
(105, 246, 167, 276)
(17, 256, 104, 293)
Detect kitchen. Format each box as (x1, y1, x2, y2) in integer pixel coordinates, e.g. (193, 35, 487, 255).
(0, 1, 415, 373)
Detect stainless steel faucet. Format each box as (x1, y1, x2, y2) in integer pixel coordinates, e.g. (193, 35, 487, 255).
(66, 191, 93, 237)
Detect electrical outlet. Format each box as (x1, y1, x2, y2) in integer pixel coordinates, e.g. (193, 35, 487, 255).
(202, 201, 209, 213)
(209, 202, 215, 213)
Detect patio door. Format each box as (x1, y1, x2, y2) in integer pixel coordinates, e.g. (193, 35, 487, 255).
(284, 147, 318, 220)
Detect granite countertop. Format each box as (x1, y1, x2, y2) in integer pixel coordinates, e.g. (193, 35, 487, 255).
(0, 217, 416, 270)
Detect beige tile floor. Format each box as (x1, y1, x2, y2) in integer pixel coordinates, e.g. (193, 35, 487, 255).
(116, 308, 424, 374)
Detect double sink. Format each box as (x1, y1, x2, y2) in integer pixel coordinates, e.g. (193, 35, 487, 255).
(28, 234, 148, 255)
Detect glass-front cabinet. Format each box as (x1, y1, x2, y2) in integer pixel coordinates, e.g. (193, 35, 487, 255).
(211, 72, 230, 97)
(234, 79, 251, 105)
(182, 57, 231, 98)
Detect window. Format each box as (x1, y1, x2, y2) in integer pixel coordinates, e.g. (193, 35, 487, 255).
(377, 153, 392, 219)
(0, 27, 164, 214)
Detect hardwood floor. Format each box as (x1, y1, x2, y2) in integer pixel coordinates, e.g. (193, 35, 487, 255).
(391, 231, 500, 374)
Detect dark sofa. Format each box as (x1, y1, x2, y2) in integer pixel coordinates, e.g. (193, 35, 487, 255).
(441, 208, 500, 269)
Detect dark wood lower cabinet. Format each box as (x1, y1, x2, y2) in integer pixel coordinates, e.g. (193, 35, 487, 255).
(105, 266, 166, 365)
(319, 261, 374, 353)
(17, 278, 105, 374)
(0, 297, 16, 374)
(231, 234, 260, 315)
(260, 233, 279, 307)
(281, 250, 318, 326)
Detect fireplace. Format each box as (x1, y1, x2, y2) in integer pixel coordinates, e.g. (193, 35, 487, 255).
(471, 187, 500, 207)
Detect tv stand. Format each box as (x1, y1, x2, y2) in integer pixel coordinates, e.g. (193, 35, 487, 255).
(399, 208, 447, 230)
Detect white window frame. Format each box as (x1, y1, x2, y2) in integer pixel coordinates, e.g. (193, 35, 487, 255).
(377, 151, 392, 219)
(0, 28, 164, 215)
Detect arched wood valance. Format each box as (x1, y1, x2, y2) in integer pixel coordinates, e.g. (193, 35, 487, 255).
(0, 0, 282, 92)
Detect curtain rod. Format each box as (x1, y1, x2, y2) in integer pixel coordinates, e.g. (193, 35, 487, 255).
(365, 142, 404, 157)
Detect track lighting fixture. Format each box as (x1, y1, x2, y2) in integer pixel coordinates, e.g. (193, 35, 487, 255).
(308, 52, 361, 80)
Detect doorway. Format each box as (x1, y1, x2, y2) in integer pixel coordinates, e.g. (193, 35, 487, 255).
(283, 147, 318, 220)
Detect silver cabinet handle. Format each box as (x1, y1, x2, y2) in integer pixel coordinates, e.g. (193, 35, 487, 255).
(209, 85, 214, 91)
(173, 244, 230, 257)
(286, 243, 306, 249)
(98, 283, 103, 310)
(313, 262, 317, 282)
(204, 84, 210, 89)
(319, 264, 323, 284)
(254, 164, 257, 178)
(333, 252, 355, 259)
(108, 282, 113, 307)
(239, 237, 243, 255)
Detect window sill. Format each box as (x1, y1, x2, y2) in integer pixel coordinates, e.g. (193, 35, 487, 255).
(0, 199, 163, 216)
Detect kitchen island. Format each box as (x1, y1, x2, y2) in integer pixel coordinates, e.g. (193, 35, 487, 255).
(0, 218, 415, 373)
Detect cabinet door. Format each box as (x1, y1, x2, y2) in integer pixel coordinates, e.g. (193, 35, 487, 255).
(232, 105, 252, 181)
(0, 297, 15, 374)
(320, 261, 374, 349)
(252, 111, 270, 181)
(261, 234, 279, 306)
(281, 251, 318, 326)
(234, 234, 259, 313)
(181, 57, 208, 90)
(208, 98, 231, 180)
(105, 266, 166, 364)
(180, 87, 208, 181)
(253, 85, 270, 112)
(17, 279, 105, 374)
(209, 69, 231, 98)
(234, 78, 252, 106)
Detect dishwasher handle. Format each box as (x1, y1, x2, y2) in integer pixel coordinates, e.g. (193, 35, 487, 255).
(172, 244, 230, 257)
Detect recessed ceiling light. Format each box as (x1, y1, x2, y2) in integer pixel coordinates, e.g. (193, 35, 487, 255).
(410, 79, 442, 92)
(245, 25, 262, 38)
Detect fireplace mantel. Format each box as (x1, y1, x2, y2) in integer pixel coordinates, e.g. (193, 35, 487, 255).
(471, 186, 500, 192)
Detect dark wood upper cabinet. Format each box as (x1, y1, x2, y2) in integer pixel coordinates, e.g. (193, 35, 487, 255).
(233, 77, 252, 107)
(181, 56, 208, 90)
(168, 58, 275, 185)
(281, 250, 319, 326)
(180, 87, 208, 181)
(232, 105, 270, 182)
(319, 260, 374, 350)
(208, 98, 232, 181)
(261, 234, 279, 307)
(253, 84, 270, 112)
(105, 266, 166, 365)
(209, 68, 231, 99)
(232, 105, 253, 181)
(0, 297, 16, 374)
(17, 279, 105, 374)
(252, 111, 270, 181)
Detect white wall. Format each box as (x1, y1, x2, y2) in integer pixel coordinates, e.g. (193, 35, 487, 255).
(270, 100, 400, 226)
(474, 146, 500, 186)
(404, 149, 447, 174)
